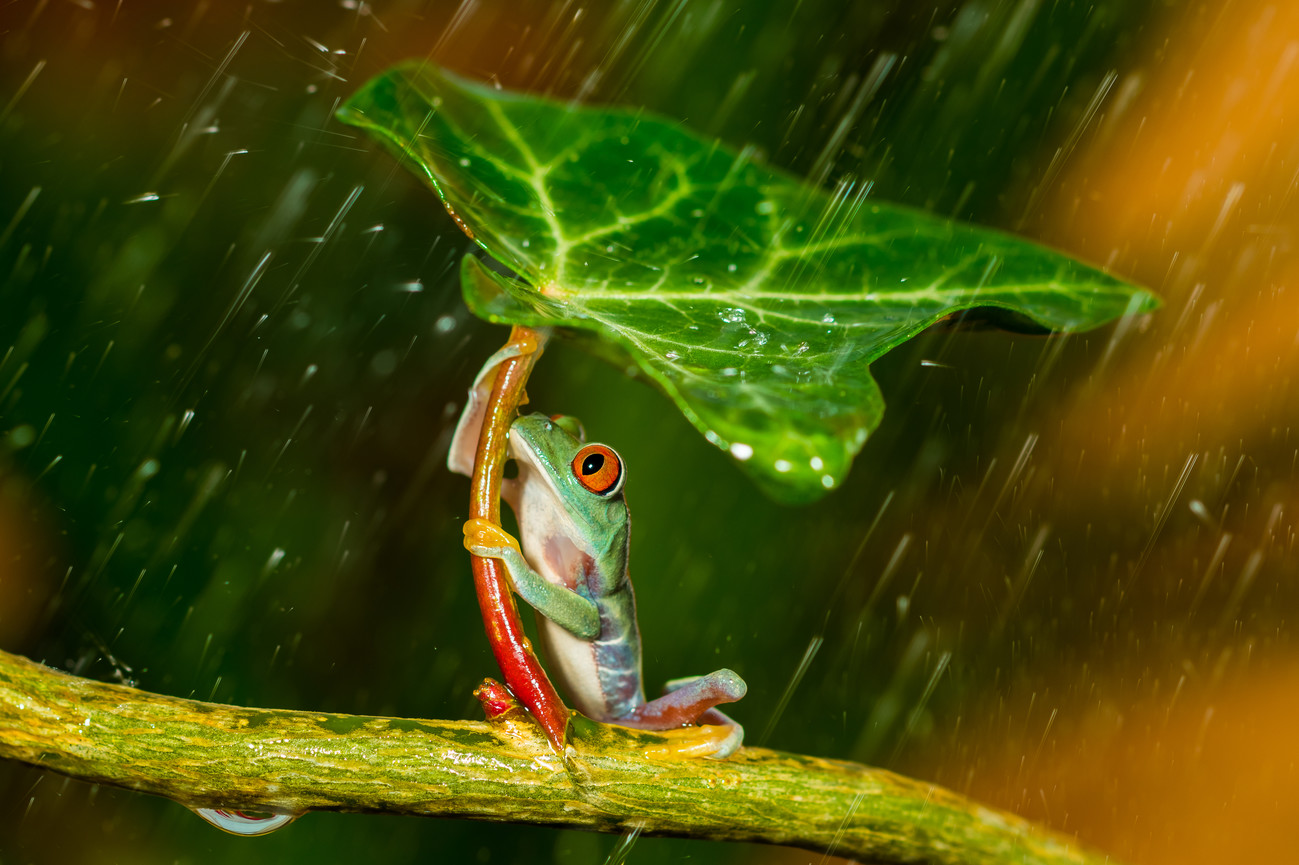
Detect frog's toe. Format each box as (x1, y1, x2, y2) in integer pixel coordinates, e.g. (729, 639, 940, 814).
(705, 723, 744, 760)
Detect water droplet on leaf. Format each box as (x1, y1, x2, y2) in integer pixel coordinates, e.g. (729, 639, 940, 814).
(730, 442, 754, 461)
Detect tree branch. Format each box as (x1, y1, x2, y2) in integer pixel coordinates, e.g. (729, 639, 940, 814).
(0, 648, 1110, 864)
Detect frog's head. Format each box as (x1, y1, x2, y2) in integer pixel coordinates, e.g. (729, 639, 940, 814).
(507, 413, 630, 564)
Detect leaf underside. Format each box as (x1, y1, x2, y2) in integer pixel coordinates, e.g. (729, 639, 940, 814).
(338, 62, 1157, 502)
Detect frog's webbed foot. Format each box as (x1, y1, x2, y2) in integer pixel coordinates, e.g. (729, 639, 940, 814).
(447, 334, 541, 478)
(622, 669, 748, 759)
(462, 517, 523, 559)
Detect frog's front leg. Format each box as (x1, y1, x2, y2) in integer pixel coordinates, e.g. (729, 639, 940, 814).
(462, 518, 600, 639)
(447, 333, 541, 478)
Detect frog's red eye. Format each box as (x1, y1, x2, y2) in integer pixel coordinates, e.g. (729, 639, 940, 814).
(571, 444, 623, 496)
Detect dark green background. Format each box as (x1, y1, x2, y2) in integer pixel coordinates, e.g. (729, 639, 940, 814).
(0, 1, 1189, 863)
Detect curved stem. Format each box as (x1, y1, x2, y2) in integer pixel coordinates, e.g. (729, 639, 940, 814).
(467, 325, 570, 749)
(0, 648, 1113, 865)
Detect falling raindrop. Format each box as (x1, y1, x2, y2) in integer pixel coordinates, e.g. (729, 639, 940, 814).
(1188, 498, 1216, 527)
(192, 807, 303, 836)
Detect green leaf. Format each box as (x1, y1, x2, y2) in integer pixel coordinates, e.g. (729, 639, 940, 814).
(337, 62, 1158, 502)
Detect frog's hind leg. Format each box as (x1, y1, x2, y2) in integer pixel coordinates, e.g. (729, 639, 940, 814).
(619, 669, 746, 757)
(628, 669, 746, 728)
(660, 675, 743, 729)
(447, 333, 542, 478)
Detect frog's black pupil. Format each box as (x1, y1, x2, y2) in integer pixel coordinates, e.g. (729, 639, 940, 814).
(581, 453, 605, 476)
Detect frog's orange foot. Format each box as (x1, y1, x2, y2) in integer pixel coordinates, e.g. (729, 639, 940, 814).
(567, 714, 742, 761)
(640, 723, 744, 761)
(462, 518, 522, 557)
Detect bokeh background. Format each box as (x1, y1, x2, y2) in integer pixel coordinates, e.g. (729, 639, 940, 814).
(2, 0, 1296, 862)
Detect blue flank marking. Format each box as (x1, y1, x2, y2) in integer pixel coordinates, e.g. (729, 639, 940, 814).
(593, 590, 645, 719)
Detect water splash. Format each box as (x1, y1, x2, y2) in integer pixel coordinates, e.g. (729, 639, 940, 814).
(192, 807, 302, 836)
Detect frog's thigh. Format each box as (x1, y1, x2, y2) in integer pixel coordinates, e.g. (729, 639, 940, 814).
(495, 548, 601, 640)
(447, 340, 538, 477)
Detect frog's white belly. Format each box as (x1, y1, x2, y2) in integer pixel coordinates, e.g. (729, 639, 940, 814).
(536, 595, 643, 721)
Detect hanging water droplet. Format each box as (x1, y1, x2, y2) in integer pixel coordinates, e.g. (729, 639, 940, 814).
(193, 807, 302, 836)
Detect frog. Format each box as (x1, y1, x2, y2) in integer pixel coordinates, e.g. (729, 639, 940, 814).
(448, 341, 747, 758)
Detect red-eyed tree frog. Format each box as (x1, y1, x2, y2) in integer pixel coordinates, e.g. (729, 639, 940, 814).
(448, 342, 747, 758)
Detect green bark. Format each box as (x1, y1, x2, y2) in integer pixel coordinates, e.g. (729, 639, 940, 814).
(0, 648, 1105, 863)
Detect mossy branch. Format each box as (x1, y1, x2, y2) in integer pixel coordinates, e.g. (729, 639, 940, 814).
(0, 648, 1110, 864)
